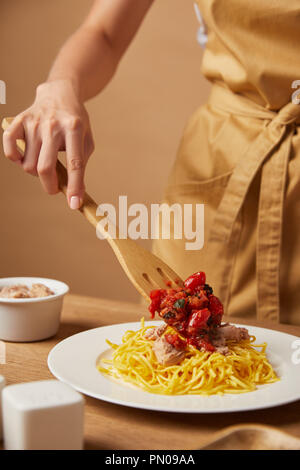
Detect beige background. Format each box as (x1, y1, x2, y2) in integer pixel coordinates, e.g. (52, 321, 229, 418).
(0, 0, 210, 302)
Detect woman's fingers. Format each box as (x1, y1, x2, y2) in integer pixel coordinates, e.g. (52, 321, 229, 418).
(65, 123, 86, 209)
(22, 120, 41, 176)
(3, 117, 25, 163)
(37, 132, 61, 195)
(84, 131, 95, 159)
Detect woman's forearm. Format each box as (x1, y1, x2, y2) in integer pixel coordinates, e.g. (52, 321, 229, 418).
(47, 25, 118, 102)
(47, 0, 154, 102)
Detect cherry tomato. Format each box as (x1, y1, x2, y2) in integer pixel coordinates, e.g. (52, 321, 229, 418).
(164, 333, 186, 350)
(187, 291, 208, 310)
(148, 272, 224, 353)
(209, 295, 223, 326)
(184, 272, 206, 292)
(187, 336, 215, 352)
(148, 289, 164, 318)
(186, 308, 211, 335)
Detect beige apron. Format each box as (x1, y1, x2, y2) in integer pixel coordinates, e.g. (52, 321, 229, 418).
(152, 0, 300, 325)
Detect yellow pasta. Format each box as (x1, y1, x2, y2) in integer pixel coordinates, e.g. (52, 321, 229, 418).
(98, 319, 279, 395)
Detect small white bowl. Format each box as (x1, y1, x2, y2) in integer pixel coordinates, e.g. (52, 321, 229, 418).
(0, 277, 69, 342)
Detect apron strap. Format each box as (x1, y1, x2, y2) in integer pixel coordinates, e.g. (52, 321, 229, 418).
(256, 134, 292, 321)
(208, 86, 300, 322)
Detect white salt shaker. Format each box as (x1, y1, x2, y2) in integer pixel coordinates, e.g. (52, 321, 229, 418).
(2, 380, 84, 450)
(0, 375, 6, 441)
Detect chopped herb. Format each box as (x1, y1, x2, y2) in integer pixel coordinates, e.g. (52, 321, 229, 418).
(173, 298, 185, 309)
(204, 284, 213, 295)
(163, 311, 176, 319)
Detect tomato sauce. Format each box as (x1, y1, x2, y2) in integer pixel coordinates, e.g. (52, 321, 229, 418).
(148, 271, 224, 352)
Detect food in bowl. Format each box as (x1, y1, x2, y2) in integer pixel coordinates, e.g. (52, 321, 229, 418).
(0, 283, 54, 299)
(0, 277, 69, 342)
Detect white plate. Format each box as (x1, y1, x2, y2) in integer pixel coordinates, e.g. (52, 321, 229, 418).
(48, 321, 300, 413)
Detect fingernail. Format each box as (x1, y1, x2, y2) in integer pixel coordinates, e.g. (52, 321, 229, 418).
(70, 196, 81, 210)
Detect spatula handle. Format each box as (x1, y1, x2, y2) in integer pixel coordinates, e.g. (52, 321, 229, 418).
(56, 160, 101, 229)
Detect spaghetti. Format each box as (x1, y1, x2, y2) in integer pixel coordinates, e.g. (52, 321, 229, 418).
(98, 319, 279, 395)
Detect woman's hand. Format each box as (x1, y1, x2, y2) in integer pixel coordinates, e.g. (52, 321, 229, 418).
(3, 79, 94, 209)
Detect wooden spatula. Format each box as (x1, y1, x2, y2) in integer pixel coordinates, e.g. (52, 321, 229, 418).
(2, 117, 183, 301)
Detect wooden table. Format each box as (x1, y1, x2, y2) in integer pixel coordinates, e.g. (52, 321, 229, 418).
(1, 294, 300, 450)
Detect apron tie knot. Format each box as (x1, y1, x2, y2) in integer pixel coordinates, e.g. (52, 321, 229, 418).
(272, 102, 300, 127)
